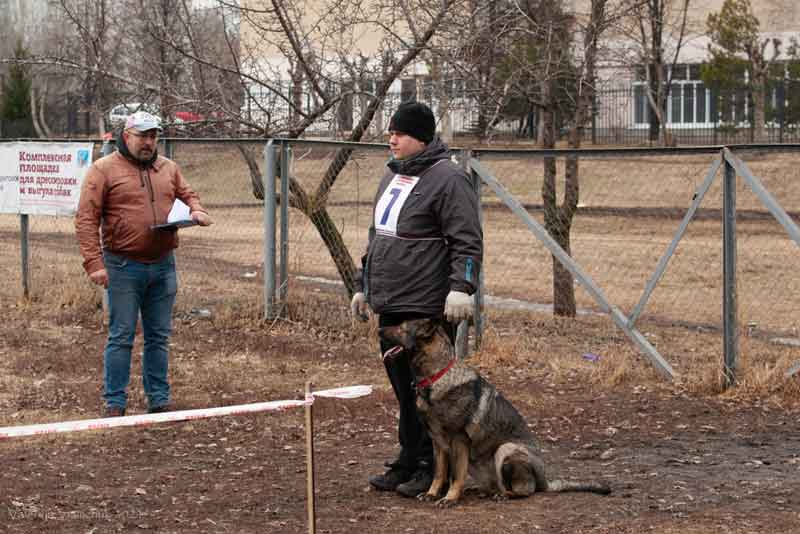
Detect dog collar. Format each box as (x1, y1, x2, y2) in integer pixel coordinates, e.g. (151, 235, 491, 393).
(416, 359, 456, 390)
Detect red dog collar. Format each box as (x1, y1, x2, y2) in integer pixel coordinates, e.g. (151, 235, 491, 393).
(416, 359, 456, 389)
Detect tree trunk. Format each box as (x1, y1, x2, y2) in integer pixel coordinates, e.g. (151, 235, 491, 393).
(29, 87, 44, 138)
(540, 78, 577, 317)
(238, 145, 266, 200)
(309, 207, 358, 294)
(647, 64, 661, 142)
(432, 56, 453, 143)
(543, 0, 605, 317)
(752, 74, 767, 142)
(38, 89, 53, 138)
(290, 62, 304, 124)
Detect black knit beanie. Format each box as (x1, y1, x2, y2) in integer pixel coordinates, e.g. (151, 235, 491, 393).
(388, 101, 436, 143)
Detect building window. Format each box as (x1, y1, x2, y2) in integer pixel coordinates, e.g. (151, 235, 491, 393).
(634, 85, 648, 124)
(683, 82, 694, 123)
(670, 84, 682, 122)
(696, 84, 707, 123)
(633, 64, 713, 127)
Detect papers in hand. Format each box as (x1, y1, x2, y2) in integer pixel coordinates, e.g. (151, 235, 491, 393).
(151, 199, 199, 230)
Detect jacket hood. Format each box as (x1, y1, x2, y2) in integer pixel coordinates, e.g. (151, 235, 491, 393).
(117, 130, 158, 168)
(387, 136, 451, 176)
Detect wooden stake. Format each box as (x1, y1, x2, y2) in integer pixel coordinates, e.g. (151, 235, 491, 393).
(305, 382, 316, 534)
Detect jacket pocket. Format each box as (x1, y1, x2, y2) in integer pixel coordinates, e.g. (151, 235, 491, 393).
(107, 217, 138, 253)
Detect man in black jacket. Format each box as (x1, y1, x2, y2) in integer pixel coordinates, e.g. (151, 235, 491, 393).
(351, 101, 483, 497)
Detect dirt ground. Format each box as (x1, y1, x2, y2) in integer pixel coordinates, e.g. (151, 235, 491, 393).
(2, 293, 799, 534)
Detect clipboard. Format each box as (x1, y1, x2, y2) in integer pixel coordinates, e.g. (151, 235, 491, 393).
(151, 199, 199, 230)
(151, 219, 199, 230)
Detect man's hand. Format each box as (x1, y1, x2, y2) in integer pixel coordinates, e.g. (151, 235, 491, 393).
(89, 269, 109, 288)
(191, 211, 213, 226)
(444, 290, 472, 322)
(350, 292, 370, 322)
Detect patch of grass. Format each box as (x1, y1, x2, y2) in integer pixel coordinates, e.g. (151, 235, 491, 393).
(462, 308, 800, 407)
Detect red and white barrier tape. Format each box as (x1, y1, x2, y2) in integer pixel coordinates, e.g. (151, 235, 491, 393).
(0, 385, 372, 439)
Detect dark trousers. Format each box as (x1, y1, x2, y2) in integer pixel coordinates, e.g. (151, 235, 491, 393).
(379, 313, 455, 473)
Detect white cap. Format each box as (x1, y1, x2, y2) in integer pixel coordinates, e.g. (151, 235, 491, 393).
(125, 111, 163, 132)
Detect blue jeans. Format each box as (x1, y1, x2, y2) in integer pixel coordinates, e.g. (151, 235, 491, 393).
(103, 251, 177, 410)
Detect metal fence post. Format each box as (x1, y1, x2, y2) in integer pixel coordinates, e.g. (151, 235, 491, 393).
(722, 154, 738, 388)
(163, 137, 174, 160)
(99, 137, 115, 318)
(264, 140, 277, 320)
(778, 80, 785, 144)
(454, 148, 474, 359)
(465, 148, 484, 351)
(279, 142, 290, 315)
(20, 214, 29, 299)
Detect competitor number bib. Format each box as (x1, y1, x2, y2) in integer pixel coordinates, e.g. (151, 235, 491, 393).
(374, 174, 420, 235)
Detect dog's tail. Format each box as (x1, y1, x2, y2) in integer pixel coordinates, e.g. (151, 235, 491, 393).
(543, 478, 611, 495)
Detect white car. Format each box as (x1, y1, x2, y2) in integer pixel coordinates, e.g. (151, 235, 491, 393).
(108, 103, 162, 126)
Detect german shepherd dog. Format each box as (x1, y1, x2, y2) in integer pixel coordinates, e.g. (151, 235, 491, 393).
(380, 318, 611, 507)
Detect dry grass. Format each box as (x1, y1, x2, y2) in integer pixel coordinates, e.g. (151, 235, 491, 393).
(464, 305, 800, 407)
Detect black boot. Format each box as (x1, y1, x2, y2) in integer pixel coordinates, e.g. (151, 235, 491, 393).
(369, 463, 412, 491)
(396, 462, 433, 498)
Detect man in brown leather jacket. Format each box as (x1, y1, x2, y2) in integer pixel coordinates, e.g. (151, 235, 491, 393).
(75, 111, 212, 417)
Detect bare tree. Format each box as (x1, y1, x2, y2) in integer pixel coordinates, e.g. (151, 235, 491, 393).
(191, 0, 466, 295)
(56, 0, 123, 135)
(117, 0, 243, 134)
(2, 1, 241, 136)
(122, 0, 188, 127)
(498, 0, 618, 317)
(619, 0, 691, 146)
(554, 0, 617, 316)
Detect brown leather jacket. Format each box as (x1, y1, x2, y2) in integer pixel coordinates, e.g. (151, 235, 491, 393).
(75, 151, 206, 275)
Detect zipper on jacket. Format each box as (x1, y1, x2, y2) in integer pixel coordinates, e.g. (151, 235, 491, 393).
(141, 168, 158, 226)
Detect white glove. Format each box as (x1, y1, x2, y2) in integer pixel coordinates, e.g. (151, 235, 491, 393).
(444, 290, 473, 322)
(350, 292, 370, 322)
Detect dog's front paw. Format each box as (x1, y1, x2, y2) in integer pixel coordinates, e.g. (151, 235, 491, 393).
(435, 497, 459, 508)
(491, 492, 510, 502)
(418, 491, 438, 502)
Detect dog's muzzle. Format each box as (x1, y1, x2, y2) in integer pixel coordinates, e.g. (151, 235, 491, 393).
(382, 345, 404, 362)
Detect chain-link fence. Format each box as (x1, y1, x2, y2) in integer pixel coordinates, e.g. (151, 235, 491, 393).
(469, 145, 800, 379)
(474, 149, 720, 324)
(1, 138, 799, 379)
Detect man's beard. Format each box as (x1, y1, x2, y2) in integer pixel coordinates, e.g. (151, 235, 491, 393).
(135, 147, 153, 161)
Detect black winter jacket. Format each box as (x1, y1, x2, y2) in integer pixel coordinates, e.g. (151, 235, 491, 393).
(355, 137, 483, 316)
